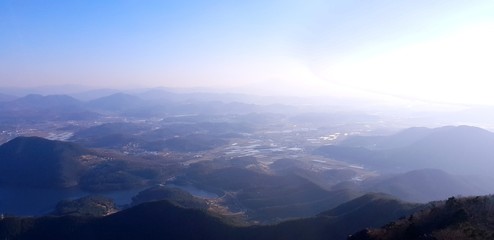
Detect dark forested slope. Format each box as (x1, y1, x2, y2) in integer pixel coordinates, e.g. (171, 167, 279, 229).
(0, 193, 419, 240)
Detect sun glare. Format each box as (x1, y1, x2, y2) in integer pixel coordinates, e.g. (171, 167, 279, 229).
(321, 23, 494, 104)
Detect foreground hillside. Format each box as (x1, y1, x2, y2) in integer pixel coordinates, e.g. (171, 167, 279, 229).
(0, 193, 418, 240)
(349, 195, 494, 240)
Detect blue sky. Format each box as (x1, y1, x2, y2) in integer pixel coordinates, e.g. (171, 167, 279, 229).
(1, 1, 493, 104)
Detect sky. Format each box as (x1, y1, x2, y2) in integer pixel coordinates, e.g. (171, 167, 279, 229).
(1, 0, 493, 104)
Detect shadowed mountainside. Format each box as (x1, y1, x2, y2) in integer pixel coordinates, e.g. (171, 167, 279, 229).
(0, 137, 168, 191)
(0, 193, 420, 240)
(52, 195, 118, 217)
(175, 165, 361, 222)
(0, 136, 88, 188)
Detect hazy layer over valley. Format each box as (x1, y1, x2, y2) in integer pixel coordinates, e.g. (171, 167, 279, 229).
(1, 88, 494, 240)
(2, 89, 383, 219)
(2, 1, 494, 239)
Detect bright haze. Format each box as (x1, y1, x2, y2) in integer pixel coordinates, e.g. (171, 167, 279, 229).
(1, 1, 493, 104)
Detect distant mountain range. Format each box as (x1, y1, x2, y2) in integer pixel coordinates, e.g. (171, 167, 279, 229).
(0, 92, 298, 122)
(338, 127, 434, 150)
(86, 93, 147, 112)
(10, 94, 83, 109)
(363, 168, 488, 202)
(386, 126, 494, 174)
(316, 125, 494, 175)
(0, 94, 98, 122)
(0, 93, 17, 102)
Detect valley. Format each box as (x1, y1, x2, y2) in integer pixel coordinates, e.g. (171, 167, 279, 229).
(3, 1, 494, 238)
(0, 90, 494, 239)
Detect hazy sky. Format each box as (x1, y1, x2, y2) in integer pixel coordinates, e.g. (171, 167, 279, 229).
(1, 1, 493, 104)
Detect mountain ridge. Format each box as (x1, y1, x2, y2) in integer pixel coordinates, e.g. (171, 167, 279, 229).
(0, 192, 420, 240)
(0, 136, 88, 188)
